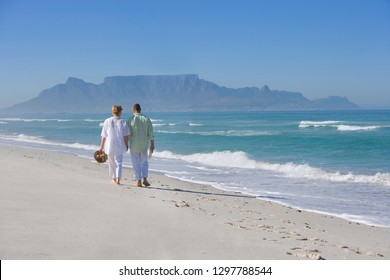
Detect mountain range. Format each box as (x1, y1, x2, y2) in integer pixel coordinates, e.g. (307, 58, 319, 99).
(2, 74, 360, 113)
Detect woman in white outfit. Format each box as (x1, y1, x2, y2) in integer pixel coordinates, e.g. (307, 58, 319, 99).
(99, 105, 130, 185)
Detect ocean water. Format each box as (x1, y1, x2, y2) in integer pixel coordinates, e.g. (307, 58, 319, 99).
(1, 110, 389, 227)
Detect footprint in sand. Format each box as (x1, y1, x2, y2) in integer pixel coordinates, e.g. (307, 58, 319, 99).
(338, 245, 384, 257)
(175, 200, 190, 208)
(224, 222, 249, 230)
(287, 248, 325, 260)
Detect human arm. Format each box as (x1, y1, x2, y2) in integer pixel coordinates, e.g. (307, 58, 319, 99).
(147, 118, 154, 154)
(100, 119, 108, 151)
(124, 135, 129, 151)
(149, 139, 155, 154)
(99, 136, 106, 151)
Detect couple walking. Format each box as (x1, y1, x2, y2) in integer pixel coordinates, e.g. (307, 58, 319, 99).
(99, 103, 155, 187)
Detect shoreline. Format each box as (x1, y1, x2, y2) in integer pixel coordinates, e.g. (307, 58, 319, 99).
(1, 144, 389, 259)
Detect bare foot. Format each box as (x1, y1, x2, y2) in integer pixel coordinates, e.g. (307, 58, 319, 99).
(132, 180, 143, 187)
(143, 179, 151, 187)
(111, 178, 122, 185)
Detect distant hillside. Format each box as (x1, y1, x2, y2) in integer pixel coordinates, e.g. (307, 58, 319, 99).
(2, 74, 360, 113)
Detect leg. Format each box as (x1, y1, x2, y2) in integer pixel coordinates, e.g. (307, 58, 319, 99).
(108, 154, 117, 184)
(140, 152, 150, 186)
(114, 154, 123, 184)
(130, 152, 143, 187)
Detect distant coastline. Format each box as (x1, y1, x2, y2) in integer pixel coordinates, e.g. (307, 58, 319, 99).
(1, 74, 360, 114)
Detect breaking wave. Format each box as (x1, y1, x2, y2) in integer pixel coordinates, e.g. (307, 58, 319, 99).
(0, 134, 98, 151)
(299, 120, 381, 131)
(154, 150, 390, 187)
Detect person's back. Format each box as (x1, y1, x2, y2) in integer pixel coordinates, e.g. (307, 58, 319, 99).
(99, 105, 129, 185)
(127, 103, 155, 187)
(128, 113, 153, 153)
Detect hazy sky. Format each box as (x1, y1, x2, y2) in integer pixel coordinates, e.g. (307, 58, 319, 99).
(1, 0, 389, 109)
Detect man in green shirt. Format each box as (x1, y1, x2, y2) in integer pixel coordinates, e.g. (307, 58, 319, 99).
(128, 103, 155, 187)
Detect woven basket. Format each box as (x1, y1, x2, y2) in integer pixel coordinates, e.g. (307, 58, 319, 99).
(94, 150, 108, 163)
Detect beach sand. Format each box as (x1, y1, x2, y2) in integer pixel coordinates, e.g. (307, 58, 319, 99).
(0, 144, 389, 260)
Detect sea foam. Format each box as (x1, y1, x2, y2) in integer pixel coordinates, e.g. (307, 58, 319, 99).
(0, 134, 98, 151)
(299, 120, 381, 131)
(154, 150, 390, 187)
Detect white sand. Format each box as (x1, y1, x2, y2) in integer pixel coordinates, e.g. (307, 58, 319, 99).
(0, 144, 389, 260)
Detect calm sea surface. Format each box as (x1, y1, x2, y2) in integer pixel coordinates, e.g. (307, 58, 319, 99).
(1, 110, 389, 227)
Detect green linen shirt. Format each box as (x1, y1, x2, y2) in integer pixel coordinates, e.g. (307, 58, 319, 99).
(128, 113, 154, 153)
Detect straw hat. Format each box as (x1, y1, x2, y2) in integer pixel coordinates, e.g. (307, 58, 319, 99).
(94, 150, 108, 163)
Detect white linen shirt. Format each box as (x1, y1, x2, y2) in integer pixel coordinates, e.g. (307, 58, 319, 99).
(101, 117, 130, 156)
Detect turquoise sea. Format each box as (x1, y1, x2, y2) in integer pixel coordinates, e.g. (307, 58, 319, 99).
(1, 110, 389, 227)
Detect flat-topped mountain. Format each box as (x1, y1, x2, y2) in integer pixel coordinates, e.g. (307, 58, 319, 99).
(2, 74, 360, 113)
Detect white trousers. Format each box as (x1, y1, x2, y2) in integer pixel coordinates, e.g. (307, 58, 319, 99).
(130, 152, 148, 180)
(108, 154, 124, 179)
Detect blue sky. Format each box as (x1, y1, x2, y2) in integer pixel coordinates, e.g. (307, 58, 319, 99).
(0, 0, 389, 109)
